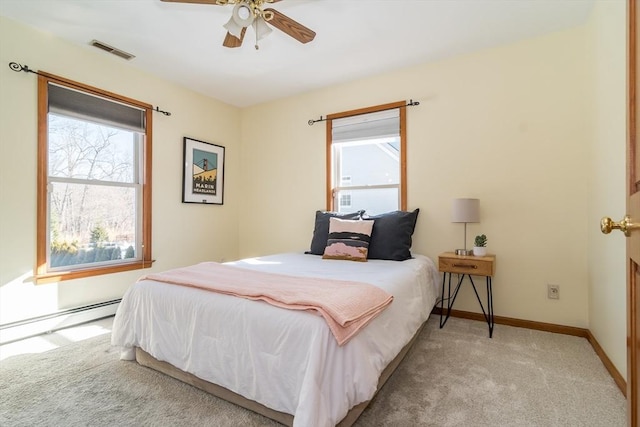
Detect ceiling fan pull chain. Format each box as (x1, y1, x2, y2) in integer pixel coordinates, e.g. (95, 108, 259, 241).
(254, 13, 259, 50)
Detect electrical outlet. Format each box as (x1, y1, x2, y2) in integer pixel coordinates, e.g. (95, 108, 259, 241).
(547, 284, 560, 299)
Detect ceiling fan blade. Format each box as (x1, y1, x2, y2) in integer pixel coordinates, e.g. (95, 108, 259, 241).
(263, 8, 315, 44)
(223, 28, 246, 48)
(160, 0, 223, 4)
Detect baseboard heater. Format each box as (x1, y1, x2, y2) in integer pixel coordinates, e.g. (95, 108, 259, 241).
(0, 299, 120, 345)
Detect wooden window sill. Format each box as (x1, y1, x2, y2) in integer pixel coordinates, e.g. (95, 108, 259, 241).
(35, 260, 155, 284)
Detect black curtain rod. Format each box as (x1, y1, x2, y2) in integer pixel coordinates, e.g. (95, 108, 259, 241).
(8, 61, 172, 116)
(307, 99, 420, 126)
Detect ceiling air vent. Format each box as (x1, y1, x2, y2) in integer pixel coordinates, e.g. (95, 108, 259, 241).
(89, 40, 135, 60)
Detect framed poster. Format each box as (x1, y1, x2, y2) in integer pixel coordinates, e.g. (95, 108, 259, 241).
(182, 137, 225, 204)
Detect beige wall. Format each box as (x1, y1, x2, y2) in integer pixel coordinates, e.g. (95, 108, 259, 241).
(240, 27, 593, 328)
(586, 0, 627, 378)
(0, 16, 241, 324)
(0, 4, 627, 379)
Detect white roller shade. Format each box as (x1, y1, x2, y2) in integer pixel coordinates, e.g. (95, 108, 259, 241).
(332, 108, 399, 143)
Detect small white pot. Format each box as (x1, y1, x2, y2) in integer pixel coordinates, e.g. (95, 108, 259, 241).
(473, 246, 487, 257)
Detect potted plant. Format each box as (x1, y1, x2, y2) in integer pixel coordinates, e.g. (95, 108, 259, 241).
(473, 234, 487, 256)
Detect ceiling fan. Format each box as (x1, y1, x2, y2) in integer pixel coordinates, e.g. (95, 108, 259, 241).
(160, 0, 316, 49)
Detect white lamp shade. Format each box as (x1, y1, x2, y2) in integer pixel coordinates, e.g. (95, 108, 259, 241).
(224, 2, 254, 38)
(223, 16, 244, 38)
(232, 2, 254, 26)
(452, 198, 480, 223)
(253, 16, 272, 41)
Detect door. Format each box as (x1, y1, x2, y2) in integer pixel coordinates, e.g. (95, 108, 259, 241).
(627, 1, 639, 424)
(603, 2, 640, 424)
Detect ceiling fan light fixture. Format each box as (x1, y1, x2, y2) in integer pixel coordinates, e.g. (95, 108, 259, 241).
(161, 0, 315, 49)
(253, 16, 272, 41)
(231, 2, 254, 27)
(223, 16, 244, 38)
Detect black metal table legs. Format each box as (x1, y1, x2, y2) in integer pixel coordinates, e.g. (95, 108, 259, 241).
(439, 272, 494, 337)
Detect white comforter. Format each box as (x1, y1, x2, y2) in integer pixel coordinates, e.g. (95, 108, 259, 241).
(111, 253, 440, 427)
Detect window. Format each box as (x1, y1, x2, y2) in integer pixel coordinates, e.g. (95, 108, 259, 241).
(36, 73, 152, 283)
(339, 193, 352, 208)
(326, 101, 407, 215)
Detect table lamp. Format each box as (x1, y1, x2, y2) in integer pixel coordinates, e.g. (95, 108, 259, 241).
(452, 198, 479, 256)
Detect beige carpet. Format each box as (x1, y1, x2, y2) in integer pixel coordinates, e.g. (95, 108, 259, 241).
(0, 316, 626, 426)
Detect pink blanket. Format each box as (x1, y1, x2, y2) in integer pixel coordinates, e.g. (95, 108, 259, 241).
(140, 262, 393, 346)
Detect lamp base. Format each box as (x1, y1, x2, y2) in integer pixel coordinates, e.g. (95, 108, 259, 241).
(455, 249, 473, 256)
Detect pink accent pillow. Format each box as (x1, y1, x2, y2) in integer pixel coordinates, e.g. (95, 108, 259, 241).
(322, 218, 374, 262)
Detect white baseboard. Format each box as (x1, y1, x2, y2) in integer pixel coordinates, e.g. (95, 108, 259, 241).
(0, 299, 120, 345)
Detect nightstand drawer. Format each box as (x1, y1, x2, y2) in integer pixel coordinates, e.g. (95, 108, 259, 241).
(439, 257, 493, 276)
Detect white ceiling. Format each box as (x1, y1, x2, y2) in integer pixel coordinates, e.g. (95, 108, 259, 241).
(0, 0, 595, 108)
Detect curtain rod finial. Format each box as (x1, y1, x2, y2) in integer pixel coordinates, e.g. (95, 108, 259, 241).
(9, 62, 34, 74)
(308, 115, 325, 126)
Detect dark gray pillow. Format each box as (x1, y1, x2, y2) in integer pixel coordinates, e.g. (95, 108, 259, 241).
(366, 209, 420, 261)
(306, 210, 364, 255)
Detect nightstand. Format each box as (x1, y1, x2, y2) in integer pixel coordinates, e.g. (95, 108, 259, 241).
(438, 252, 496, 337)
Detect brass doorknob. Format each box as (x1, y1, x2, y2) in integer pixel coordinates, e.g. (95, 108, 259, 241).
(601, 215, 636, 237)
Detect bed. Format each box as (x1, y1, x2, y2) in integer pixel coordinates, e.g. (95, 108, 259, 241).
(111, 211, 440, 427)
(112, 209, 439, 427)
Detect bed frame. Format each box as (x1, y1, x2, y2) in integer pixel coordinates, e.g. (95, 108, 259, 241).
(135, 320, 426, 426)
